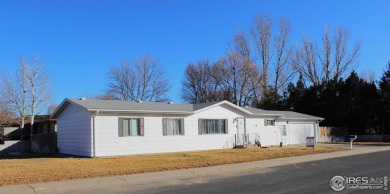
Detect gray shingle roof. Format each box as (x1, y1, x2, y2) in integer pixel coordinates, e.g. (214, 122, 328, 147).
(67, 98, 195, 112)
(243, 106, 323, 120)
(243, 107, 282, 116)
(268, 111, 323, 120)
(52, 98, 323, 120)
(52, 98, 222, 116)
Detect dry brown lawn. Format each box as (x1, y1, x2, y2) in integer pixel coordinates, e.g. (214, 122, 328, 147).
(0, 146, 346, 186)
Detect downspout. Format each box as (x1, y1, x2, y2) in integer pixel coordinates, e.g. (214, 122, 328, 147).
(315, 121, 319, 143)
(244, 118, 247, 147)
(92, 110, 98, 157)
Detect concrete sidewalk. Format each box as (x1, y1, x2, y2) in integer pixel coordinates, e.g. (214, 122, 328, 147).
(1, 144, 390, 194)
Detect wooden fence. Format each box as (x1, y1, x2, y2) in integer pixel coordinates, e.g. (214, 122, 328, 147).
(355, 135, 390, 142)
(0, 140, 31, 154)
(31, 132, 57, 153)
(318, 127, 349, 142)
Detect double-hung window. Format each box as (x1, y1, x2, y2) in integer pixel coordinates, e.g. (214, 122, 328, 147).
(163, 118, 184, 135)
(264, 119, 275, 126)
(198, 119, 228, 134)
(118, 118, 144, 137)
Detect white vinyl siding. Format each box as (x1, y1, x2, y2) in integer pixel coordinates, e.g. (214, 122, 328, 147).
(57, 104, 92, 157)
(56, 101, 318, 157)
(246, 118, 279, 146)
(93, 104, 243, 157)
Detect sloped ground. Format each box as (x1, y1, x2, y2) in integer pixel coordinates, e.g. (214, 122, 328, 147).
(0, 146, 346, 186)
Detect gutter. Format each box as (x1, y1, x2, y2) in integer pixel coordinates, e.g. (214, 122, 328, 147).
(87, 109, 193, 115)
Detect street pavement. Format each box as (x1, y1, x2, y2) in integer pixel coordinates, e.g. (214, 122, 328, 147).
(1, 143, 390, 194)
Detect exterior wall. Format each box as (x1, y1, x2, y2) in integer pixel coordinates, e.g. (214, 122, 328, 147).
(94, 104, 246, 157)
(55, 101, 321, 157)
(246, 117, 279, 146)
(246, 119, 318, 146)
(287, 122, 315, 144)
(57, 104, 92, 157)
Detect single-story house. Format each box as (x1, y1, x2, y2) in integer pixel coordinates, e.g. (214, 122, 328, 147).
(51, 98, 323, 157)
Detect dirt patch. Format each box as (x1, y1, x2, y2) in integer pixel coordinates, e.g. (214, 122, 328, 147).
(0, 146, 347, 186)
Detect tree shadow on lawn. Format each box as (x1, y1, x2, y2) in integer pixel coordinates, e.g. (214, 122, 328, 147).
(0, 152, 86, 160)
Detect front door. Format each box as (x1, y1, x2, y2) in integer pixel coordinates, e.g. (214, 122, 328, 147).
(236, 118, 246, 146)
(280, 125, 288, 145)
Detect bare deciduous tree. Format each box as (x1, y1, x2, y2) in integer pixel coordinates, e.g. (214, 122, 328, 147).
(333, 27, 361, 81)
(251, 15, 272, 92)
(218, 51, 257, 106)
(318, 27, 332, 83)
(0, 61, 29, 138)
(181, 55, 257, 106)
(251, 15, 296, 104)
(293, 36, 322, 86)
(294, 26, 361, 86)
(0, 56, 51, 138)
(0, 101, 14, 126)
(359, 69, 376, 83)
(181, 60, 213, 103)
(26, 57, 51, 136)
(273, 18, 295, 94)
(106, 55, 170, 102)
(47, 104, 59, 115)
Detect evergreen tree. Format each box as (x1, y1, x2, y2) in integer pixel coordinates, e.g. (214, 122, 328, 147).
(379, 62, 390, 133)
(285, 76, 306, 111)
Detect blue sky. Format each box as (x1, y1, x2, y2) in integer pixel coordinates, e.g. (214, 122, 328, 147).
(0, 0, 389, 105)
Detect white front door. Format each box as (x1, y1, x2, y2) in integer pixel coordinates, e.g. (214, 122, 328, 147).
(236, 118, 246, 146)
(280, 125, 288, 145)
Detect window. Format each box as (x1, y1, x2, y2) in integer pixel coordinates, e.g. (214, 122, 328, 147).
(162, 118, 184, 135)
(264, 120, 275, 126)
(118, 118, 144, 137)
(199, 119, 228, 134)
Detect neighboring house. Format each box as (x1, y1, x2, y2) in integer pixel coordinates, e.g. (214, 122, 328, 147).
(51, 98, 323, 157)
(24, 115, 57, 135)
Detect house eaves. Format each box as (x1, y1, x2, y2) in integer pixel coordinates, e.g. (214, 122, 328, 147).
(87, 109, 193, 115)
